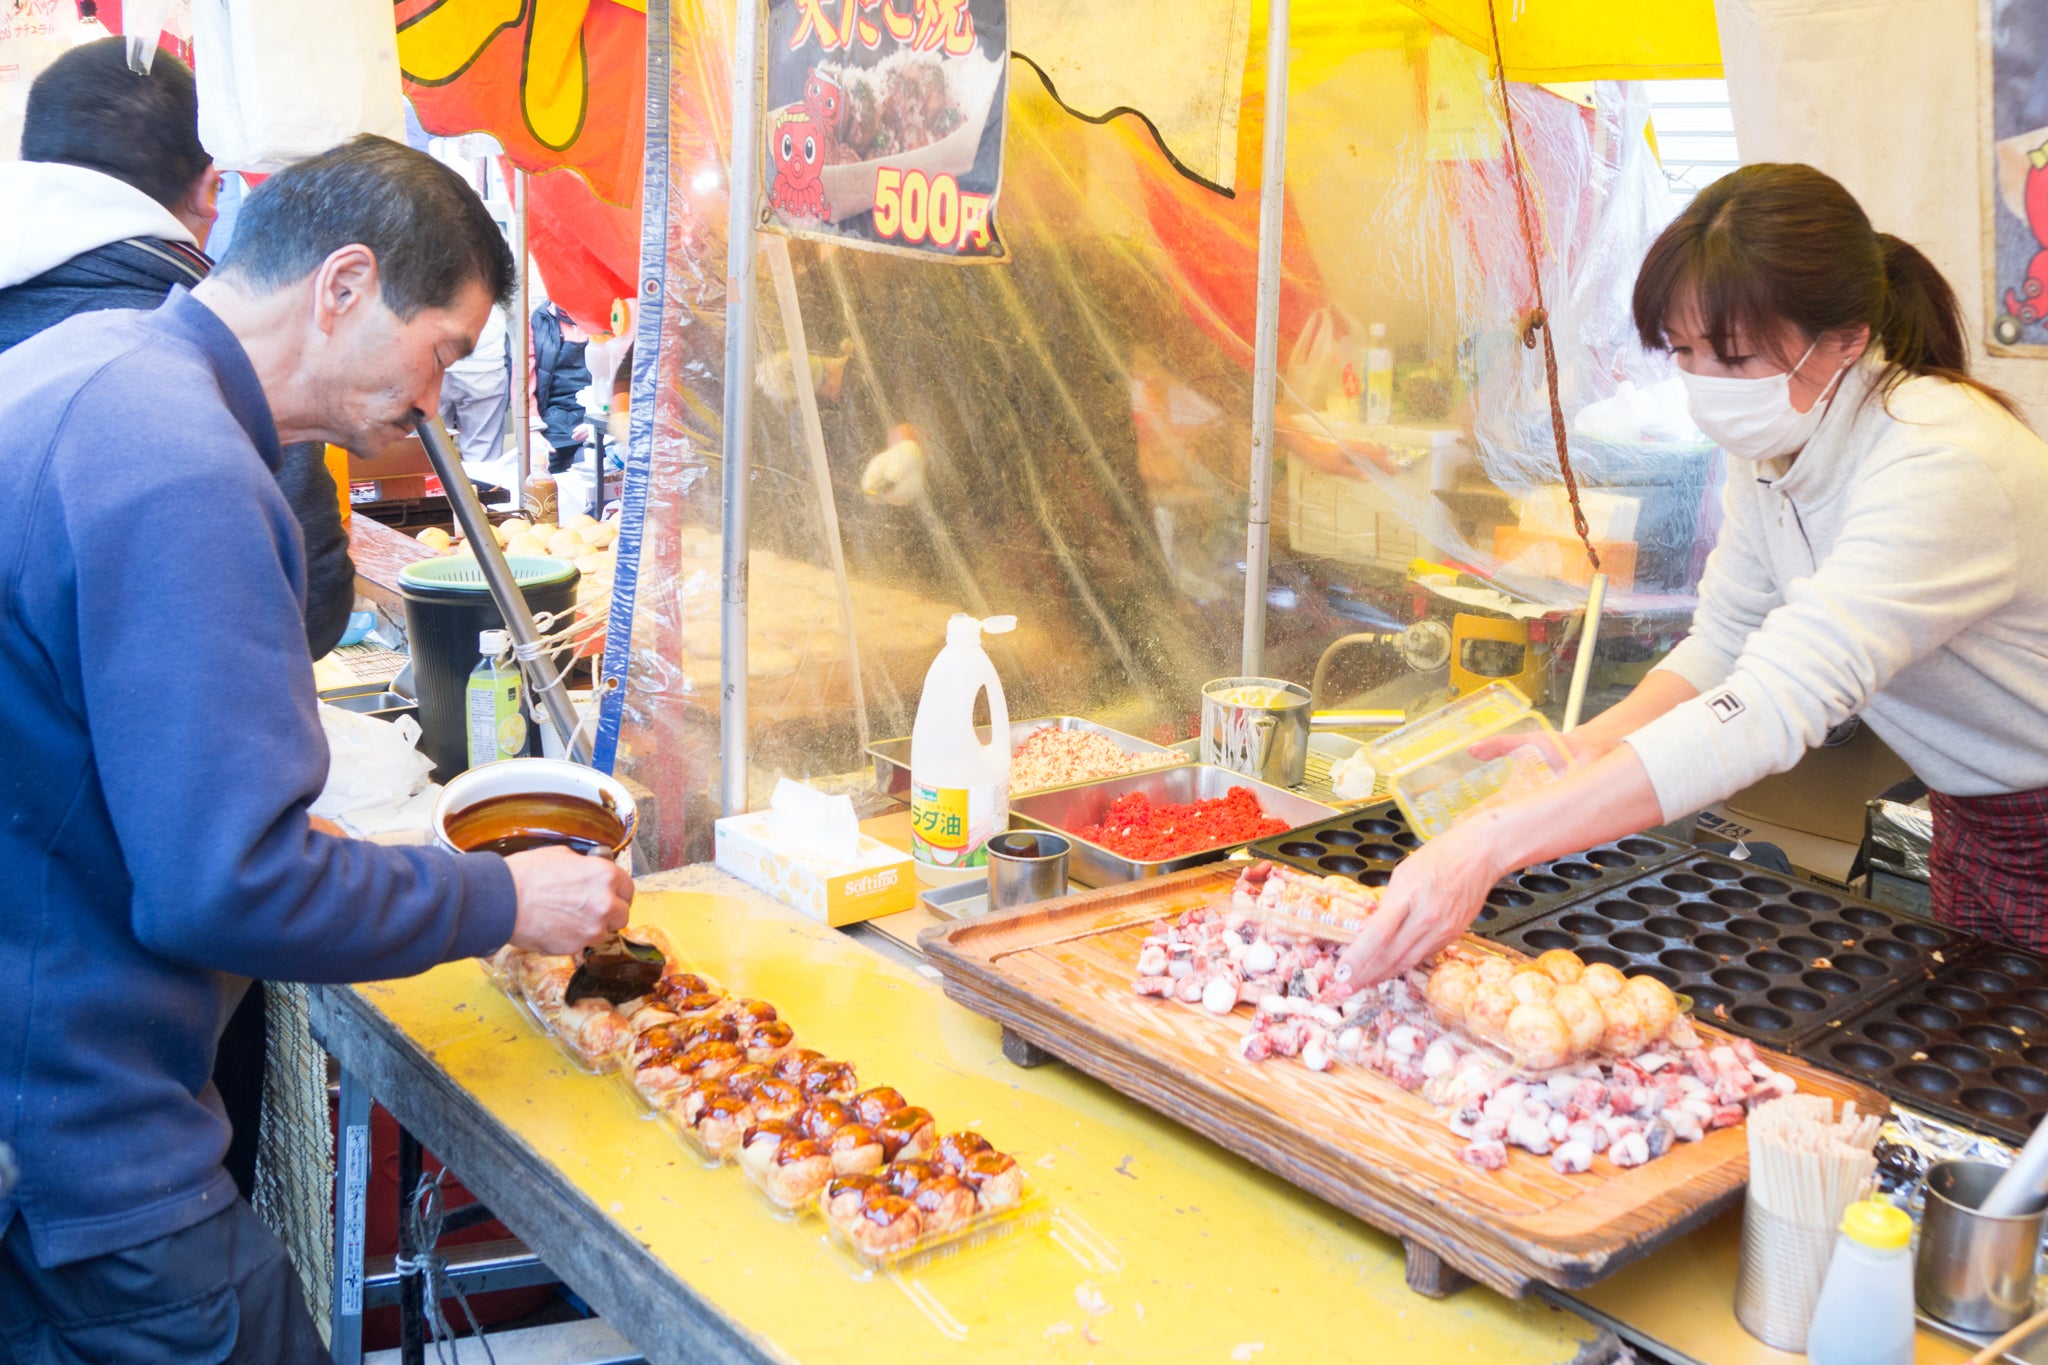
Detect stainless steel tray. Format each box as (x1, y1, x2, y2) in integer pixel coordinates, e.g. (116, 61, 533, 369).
(919, 879, 992, 921)
(1008, 764, 1337, 888)
(1167, 732, 1373, 806)
(868, 715, 1184, 798)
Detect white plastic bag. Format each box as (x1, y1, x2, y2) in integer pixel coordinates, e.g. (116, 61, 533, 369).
(1284, 306, 1361, 414)
(191, 0, 406, 174)
(120, 0, 192, 73)
(312, 703, 435, 832)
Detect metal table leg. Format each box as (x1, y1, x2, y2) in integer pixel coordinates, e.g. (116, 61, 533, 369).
(399, 1126, 427, 1365)
(332, 1067, 372, 1365)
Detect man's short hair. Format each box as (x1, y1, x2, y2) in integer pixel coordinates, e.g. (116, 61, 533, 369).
(21, 38, 209, 209)
(213, 135, 515, 318)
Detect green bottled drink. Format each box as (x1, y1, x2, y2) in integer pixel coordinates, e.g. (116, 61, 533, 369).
(466, 630, 527, 768)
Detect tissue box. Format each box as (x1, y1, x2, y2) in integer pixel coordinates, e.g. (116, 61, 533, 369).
(713, 813, 915, 926)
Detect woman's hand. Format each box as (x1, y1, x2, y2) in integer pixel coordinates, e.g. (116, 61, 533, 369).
(1336, 815, 1513, 988)
(1337, 742, 1670, 989)
(1464, 726, 1611, 770)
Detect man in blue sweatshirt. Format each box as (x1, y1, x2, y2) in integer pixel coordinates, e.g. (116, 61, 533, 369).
(0, 135, 633, 1362)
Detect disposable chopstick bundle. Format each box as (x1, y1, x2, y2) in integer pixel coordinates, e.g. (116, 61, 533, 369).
(1747, 1095, 1883, 1229)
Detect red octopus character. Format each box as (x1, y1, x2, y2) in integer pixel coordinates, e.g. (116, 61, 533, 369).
(804, 67, 846, 140)
(1999, 140, 2048, 345)
(769, 107, 829, 223)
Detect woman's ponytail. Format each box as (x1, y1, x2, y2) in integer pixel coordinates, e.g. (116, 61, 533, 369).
(1875, 233, 1969, 375)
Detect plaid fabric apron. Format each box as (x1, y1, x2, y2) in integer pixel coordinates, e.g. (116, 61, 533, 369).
(1930, 787, 2048, 949)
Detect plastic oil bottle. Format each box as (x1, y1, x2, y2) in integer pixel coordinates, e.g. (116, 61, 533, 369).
(909, 613, 1016, 885)
(1805, 1199, 1914, 1365)
(1364, 323, 1395, 425)
(466, 630, 528, 768)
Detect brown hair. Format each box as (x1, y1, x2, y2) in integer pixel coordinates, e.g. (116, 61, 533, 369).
(1632, 163, 2014, 413)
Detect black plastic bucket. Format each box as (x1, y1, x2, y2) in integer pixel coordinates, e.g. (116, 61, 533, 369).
(398, 555, 579, 780)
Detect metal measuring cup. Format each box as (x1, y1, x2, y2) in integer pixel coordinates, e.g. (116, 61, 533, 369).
(1917, 1158, 2048, 1333)
(986, 831, 1071, 911)
(1200, 676, 1311, 788)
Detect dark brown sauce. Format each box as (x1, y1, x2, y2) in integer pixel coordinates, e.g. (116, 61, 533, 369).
(444, 792, 627, 858)
(564, 935, 666, 1007)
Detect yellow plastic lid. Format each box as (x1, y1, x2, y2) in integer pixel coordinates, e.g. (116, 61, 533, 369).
(1840, 1199, 1912, 1250)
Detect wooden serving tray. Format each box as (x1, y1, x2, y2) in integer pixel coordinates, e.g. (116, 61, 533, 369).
(918, 867, 1888, 1299)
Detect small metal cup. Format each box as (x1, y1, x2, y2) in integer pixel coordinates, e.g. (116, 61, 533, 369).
(1917, 1159, 2048, 1333)
(1201, 676, 1310, 788)
(986, 831, 1070, 911)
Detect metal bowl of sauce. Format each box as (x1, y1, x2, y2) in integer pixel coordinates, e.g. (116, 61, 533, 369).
(433, 757, 636, 867)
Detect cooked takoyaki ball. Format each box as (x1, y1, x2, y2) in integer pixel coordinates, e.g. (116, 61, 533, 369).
(930, 1131, 994, 1174)
(877, 1106, 936, 1161)
(960, 1151, 1023, 1210)
(850, 1086, 908, 1127)
(825, 1123, 885, 1176)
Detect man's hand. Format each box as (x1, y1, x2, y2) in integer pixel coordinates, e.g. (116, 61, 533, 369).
(505, 847, 632, 955)
(572, 422, 594, 445)
(1337, 817, 1509, 989)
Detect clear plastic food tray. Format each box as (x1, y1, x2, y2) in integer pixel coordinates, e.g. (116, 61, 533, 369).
(485, 954, 1042, 1269)
(477, 958, 630, 1076)
(817, 1174, 1048, 1273)
(1360, 683, 1577, 840)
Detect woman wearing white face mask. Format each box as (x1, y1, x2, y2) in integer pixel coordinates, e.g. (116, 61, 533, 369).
(1337, 162, 2048, 988)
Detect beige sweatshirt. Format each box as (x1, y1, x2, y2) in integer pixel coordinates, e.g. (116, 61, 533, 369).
(1624, 355, 2048, 818)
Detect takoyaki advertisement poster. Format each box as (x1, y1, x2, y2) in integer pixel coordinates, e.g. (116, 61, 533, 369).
(1988, 0, 2048, 355)
(759, 0, 1008, 260)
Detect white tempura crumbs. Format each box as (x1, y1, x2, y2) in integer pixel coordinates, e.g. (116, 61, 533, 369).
(1010, 728, 1181, 794)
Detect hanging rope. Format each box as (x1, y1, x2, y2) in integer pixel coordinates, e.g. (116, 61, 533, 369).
(500, 604, 611, 744)
(1483, 0, 1601, 573)
(397, 1170, 500, 1365)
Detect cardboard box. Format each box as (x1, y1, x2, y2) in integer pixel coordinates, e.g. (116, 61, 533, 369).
(713, 812, 915, 926)
(1695, 803, 1861, 887)
(1724, 723, 1914, 845)
(1491, 527, 1637, 591)
(1282, 424, 1470, 567)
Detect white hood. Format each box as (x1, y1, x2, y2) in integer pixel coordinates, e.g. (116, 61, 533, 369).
(0, 161, 197, 291)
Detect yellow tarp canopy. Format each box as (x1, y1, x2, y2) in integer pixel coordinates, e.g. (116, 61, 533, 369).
(1394, 0, 1721, 81)
(1017, 0, 1721, 195)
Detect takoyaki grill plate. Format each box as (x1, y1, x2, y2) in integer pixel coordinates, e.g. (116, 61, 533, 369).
(1797, 949, 2048, 1143)
(1491, 856, 1969, 1049)
(1248, 802, 1687, 937)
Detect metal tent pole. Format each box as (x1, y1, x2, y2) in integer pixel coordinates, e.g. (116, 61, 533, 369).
(1240, 0, 1292, 676)
(512, 169, 531, 505)
(1562, 572, 1609, 732)
(720, 0, 765, 817)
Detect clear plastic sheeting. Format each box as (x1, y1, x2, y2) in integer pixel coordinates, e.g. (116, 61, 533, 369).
(608, 0, 1722, 866)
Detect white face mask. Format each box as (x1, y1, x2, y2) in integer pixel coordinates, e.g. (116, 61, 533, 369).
(1678, 339, 1849, 461)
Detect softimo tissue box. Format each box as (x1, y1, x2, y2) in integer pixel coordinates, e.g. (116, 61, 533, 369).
(713, 782, 913, 926)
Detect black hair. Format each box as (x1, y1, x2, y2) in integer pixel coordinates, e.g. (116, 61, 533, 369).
(1634, 163, 2015, 413)
(214, 135, 515, 317)
(21, 37, 209, 209)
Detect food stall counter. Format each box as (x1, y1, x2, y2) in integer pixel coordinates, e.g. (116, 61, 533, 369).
(855, 810, 2017, 1364)
(312, 867, 1617, 1365)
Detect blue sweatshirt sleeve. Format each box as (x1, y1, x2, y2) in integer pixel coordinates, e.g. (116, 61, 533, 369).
(55, 369, 516, 982)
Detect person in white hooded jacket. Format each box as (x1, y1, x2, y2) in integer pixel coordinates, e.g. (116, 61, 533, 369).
(1340, 163, 2048, 986)
(0, 39, 355, 658)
